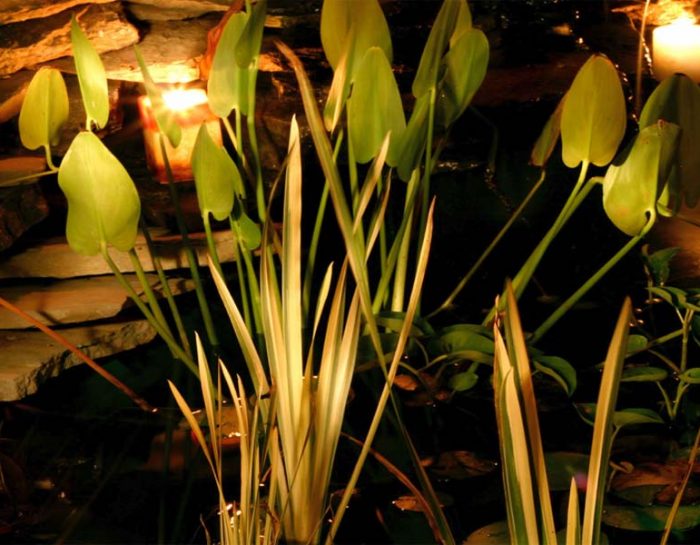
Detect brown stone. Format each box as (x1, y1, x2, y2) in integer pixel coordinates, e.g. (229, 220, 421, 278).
(0, 319, 156, 400)
(0, 3, 140, 77)
(0, 0, 115, 25)
(124, 0, 229, 21)
(0, 229, 237, 279)
(0, 274, 195, 329)
(0, 157, 46, 186)
(0, 184, 49, 252)
(0, 70, 34, 124)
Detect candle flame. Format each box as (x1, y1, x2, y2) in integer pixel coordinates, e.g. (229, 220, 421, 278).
(161, 89, 208, 111)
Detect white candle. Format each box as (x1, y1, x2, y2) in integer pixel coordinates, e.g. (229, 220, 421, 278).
(653, 17, 700, 83)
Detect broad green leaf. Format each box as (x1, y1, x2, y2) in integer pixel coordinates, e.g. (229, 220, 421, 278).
(437, 27, 489, 128)
(449, 371, 478, 392)
(640, 74, 700, 208)
(192, 124, 237, 221)
(323, 39, 352, 132)
(396, 92, 431, 182)
(602, 504, 700, 532)
(208, 11, 250, 117)
(531, 94, 565, 167)
(347, 47, 406, 165)
(235, 0, 267, 69)
(19, 68, 69, 154)
(621, 366, 667, 382)
(680, 367, 700, 384)
(626, 334, 649, 354)
(641, 246, 679, 286)
(70, 15, 109, 130)
(544, 452, 589, 491)
(233, 208, 261, 250)
(320, 0, 392, 72)
(613, 407, 664, 428)
(413, 0, 461, 98)
(431, 326, 494, 356)
(649, 286, 688, 309)
(375, 311, 432, 337)
(134, 46, 181, 147)
(602, 121, 680, 236)
(533, 355, 577, 396)
(58, 131, 140, 255)
(450, 0, 472, 46)
(560, 55, 626, 168)
(581, 298, 631, 545)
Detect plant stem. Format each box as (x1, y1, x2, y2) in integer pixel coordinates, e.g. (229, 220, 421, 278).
(634, 0, 652, 118)
(531, 215, 654, 342)
(680, 309, 693, 373)
(1, 168, 58, 186)
(246, 66, 266, 223)
(655, 382, 674, 419)
(627, 329, 683, 357)
(128, 250, 172, 336)
(223, 115, 253, 195)
(429, 169, 547, 318)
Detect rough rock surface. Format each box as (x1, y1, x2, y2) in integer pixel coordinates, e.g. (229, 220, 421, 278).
(0, 184, 49, 252)
(0, 0, 115, 25)
(125, 0, 230, 21)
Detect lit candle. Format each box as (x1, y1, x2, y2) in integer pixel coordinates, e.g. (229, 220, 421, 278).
(653, 17, 700, 83)
(137, 88, 222, 183)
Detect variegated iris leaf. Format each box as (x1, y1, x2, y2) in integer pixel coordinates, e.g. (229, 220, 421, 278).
(561, 55, 626, 168)
(58, 131, 141, 255)
(19, 68, 69, 161)
(602, 121, 680, 236)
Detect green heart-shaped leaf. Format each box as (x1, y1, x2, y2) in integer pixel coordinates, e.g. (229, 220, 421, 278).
(71, 15, 109, 130)
(640, 73, 700, 208)
(602, 121, 680, 236)
(235, 0, 266, 69)
(207, 11, 250, 118)
(347, 47, 406, 165)
(19, 68, 69, 154)
(192, 124, 238, 221)
(437, 27, 489, 128)
(320, 0, 392, 72)
(561, 55, 626, 168)
(58, 131, 140, 255)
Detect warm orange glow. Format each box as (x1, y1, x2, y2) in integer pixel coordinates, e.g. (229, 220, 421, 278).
(162, 89, 209, 111)
(653, 16, 700, 82)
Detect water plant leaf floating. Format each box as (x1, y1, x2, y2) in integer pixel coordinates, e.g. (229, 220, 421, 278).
(530, 94, 565, 167)
(320, 0, 392, 72)
(602, 121, 680, 236)
(640, 74, 700, 208)
(58, 131, 140, 255)
(621, 366, 667, 382)
(70, 15, 109, 130)
(602, 504, 700, 532)
(192, 124, 237, 221)
(347, 47, 406, 165)
(134, 46, 181, 147)
(208, 11, 249, 117)
(437, 27, 489, 128)
(235, 0, 266, 69)
(560, 55, 626, 168)
(463, 520, 509, 545)
(412, 0, 460, 98)
(18, 68, 69, 154)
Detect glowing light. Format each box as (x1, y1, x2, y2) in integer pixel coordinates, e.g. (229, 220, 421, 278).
(653, 16, 700, 82)
(162, 89, 209, 111)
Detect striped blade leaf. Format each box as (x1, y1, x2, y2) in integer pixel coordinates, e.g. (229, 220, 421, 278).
(58, 131, 140, 255)
(71, 15, 109, 130)
(561, 55, 626, 168)
(580, 298, 632, 545)
(566, 478, 582, 545)
(19, 68, 69, 153)
(192, 124, 238, 221)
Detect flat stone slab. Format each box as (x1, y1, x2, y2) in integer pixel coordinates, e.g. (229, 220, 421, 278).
(0, 183, 49, 252)
(0, 229, 236, 279)
(0, 0, 116, 25)
(0, 3, 139, 77)
(125, 0, 230, 21)
(0, 274, 194, 329)
(0, 319, 156, 400)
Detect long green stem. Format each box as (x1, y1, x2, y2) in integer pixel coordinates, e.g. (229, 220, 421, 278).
(102, 247, 197, 375)
(429, 169, 547, 318)
(223, 116, 253, 195)
(158, 134, 220, 348)
(128, 250, 172, 337)
(627, 329, 683, 357)
(1, 168, 58, 186)
(485, 162, 592, 324)
(246, 67, 266, 223)
(680, 309, 693, 373)
(531, 215, 654, 342)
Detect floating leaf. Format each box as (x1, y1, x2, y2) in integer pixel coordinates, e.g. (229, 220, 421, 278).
(640, 74, 700, 208)
(463, 520, 509, 545)
(412, 0, 461, 98)
(58, 131, 140, 255)
(192, 124, 238, 221)
(530, 93, 565, 167)
(19, 68, 69, 156)
(602, 121, 680, 236)
(208, 11, 250, 117)
(429, 450, 497, 479)
(431, 325, 494, 357)
(449, 371, 478, 392)
(621, 366, 667, 382)
(347, 47, 406, 165)
(602, 504, 700, 531)
(70, 15, 109, 130)
(533, 355, 577, 396)
(437, 27, 489, 128)
(560, 55, 626, 168)
(320, 0, 392, 72)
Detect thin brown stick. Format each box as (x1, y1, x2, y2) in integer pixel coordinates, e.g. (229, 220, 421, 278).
(0, 295, 156, 413)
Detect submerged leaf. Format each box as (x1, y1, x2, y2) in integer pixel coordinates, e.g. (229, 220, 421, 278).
(19, 68, 69, 154)
(192, 124, 238, 221)
(347, 47, 405, 165)
(58, 131, 140, 255)
(208, 11, 250, 117)
(561, 55, 626, 168)
(71, 15, 109, 129)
